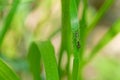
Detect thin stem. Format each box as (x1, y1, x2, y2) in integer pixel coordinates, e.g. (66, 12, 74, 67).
(72, 57, 79, 80)
(58, 47, 63, 79)
(79, 0, 88, 58)
(59, 0, 72, 79)
(70, 0, 80, 80)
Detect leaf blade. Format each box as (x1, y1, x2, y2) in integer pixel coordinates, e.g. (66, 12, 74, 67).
(28, 41, 59, 80)
(70, 0, 80, 80)
(28, 42, 41, 80)
(0, 59, 19, 80)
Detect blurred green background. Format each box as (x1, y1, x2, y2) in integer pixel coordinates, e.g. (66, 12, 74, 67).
(0, 0, 120, 80)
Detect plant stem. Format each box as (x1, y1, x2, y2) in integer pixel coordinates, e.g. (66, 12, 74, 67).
(79, 0, 88, 58)
(72, 57, 79, 80)
(69, 0, 80, 80)
(76, 0, 88, 79)
(59, 0, 72, 79)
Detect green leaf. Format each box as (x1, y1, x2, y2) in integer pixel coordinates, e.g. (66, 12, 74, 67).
(59, 0, 72, 79)
(79, 0, 88, 57)
(0, 59, 19, 80)
(70, 0, 80, 55)
(70, 0, 80, 80)
(28, 40, 59, 80)
(88, 20, 120, 62)
(86, 0, 114, 37)
(27, 42, 41, 80)
(0, 0, 20, 47)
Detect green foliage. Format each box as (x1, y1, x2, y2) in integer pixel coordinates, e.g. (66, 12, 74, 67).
(28, 41, 59, 80)
(0, 0, 120, 80)
(58, 0, 72, 79)
(0, 59, 19, 80)
(70, 0, 80, 80)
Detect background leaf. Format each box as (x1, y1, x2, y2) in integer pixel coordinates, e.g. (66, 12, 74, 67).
(0, 0, 20, 47)
(87, 19, 120, 63)
(86, 0, 114, 37)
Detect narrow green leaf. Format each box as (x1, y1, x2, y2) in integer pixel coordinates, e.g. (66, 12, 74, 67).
(78, 0, 88, 79)
(79, 0, 88, 57)
(0, 59, 19, 80)
(88, 20, 120, 62)
(70, 0, 80, 55)
(0, 0, 20, 47)
(28, 41, 59, 80)
(70, 0, 80, 80)
(27, 42, 41, 80)
(59, 0, 72, 79)
(86, 0, 114, 37)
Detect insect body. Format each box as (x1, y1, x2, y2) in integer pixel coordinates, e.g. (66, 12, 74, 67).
(74, 31, 81, 49)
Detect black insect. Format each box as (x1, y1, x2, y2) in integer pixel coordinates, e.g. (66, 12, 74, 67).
(77, 41, 81, 49)
(74, 31, 81, 49)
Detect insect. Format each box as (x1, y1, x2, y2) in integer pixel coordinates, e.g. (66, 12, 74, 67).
(74, 31, 81, 49)
(77, 41, 81, 49)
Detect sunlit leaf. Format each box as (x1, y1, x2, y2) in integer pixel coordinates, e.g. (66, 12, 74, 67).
(28, 40, 59, 80)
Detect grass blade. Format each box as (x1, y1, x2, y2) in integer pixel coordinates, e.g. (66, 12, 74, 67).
(59, 0, 72, 79)
(0, 59, 19, 80)
(70, 0, 80, 79)
(27, 42, 41, 80)
(86, 0, 114, 37)
(28, 41, 59, 80)
(87, 20, 120, 63)
(70, 0, 80, 54)
(78, 0, 88, 79)
(0, 0, 20, 47)
(79, 0, 88, 57)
